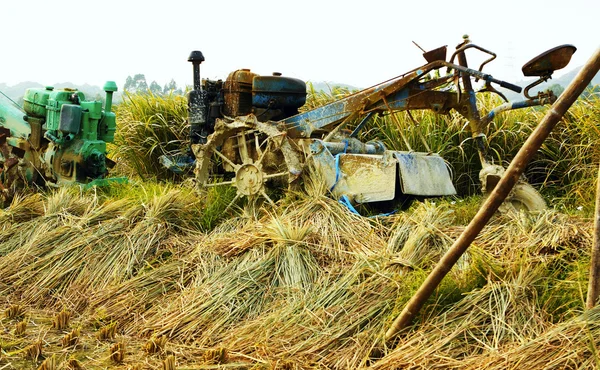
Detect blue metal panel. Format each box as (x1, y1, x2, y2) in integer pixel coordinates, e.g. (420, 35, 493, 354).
(252, 75, 306, 109)
(283, 99, 352, 135)
(365, 88, 410, 111)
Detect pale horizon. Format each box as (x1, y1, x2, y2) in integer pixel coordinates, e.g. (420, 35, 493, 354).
(2, 0, 598, 91)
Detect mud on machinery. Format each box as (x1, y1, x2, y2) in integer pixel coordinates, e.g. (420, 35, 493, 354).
(161, 35, 576, 212)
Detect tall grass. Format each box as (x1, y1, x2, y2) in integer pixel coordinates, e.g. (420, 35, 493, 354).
(113, 91, 189, 180)
(302, 82, 357, 111)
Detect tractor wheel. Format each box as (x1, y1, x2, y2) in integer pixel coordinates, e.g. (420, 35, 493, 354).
(191, 115, 303, 212)
(479, 164, 547, 213)
(502, 182, 547, 212)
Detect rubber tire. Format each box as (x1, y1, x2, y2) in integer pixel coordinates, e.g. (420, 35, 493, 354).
(503, 182, 547, 212)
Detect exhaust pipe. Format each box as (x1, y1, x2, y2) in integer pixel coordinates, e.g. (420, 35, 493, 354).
(188, 50, 206, 144)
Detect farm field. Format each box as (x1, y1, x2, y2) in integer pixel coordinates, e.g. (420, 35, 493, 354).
(0, 91, 599, 369)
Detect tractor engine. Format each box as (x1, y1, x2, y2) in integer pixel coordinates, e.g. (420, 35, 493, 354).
(0, 82, 117, 191)
(159, 51, 308, 175)
(223, 69, 307, 120)
(186, 50, 306, 144)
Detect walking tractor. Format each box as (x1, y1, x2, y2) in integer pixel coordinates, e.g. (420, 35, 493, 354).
(161, 36, 577, 212)
(161, 37, 573, 212)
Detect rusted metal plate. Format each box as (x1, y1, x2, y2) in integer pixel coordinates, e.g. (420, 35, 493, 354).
(423, 45, 447, 63)
(334, 153, 397, 203)
(393, 152, 456, 196)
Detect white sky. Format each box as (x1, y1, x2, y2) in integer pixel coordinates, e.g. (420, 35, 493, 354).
(2, 0, 598, 90)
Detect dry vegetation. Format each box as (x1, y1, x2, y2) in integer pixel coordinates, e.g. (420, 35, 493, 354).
(0, 89, 599, 369)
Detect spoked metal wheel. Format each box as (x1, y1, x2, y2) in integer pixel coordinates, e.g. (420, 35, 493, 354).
(192, 116, 303, 212)
(205, 129, 289, 210)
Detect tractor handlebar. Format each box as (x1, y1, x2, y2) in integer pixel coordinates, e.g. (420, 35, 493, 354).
(496, 80, 522, 93)
(446, 62, 522, 93)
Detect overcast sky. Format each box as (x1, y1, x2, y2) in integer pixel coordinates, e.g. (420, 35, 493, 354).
(2, 0, 598, 91)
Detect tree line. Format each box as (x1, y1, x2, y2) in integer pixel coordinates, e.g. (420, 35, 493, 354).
(124, 74, 184, 95)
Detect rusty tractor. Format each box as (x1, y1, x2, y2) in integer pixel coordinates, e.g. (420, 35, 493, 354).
(161, 35, 576, 213)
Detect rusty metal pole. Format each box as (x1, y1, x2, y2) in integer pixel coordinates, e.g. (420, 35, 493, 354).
(386, 47, 600, 342)
(586, 163, 600, 309)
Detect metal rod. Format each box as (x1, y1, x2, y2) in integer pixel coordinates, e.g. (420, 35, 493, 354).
(586, 162, 600, 309)
(385, 46, 600, 341)
(412, 41, 427, 53)
(350, 112, 375, 138)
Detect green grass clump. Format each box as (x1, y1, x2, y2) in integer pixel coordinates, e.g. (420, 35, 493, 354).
(302, 82, 357, 111)
(113, 91, 189, 180)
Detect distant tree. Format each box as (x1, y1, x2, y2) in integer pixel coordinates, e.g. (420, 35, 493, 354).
(149, 80, 162, 95)
(163, 79, 175, 93)
(548, 83, 565, 97)
(124, 74, 148, 93)
(163, 79, 182, 95)
(124, 76, 133, 90)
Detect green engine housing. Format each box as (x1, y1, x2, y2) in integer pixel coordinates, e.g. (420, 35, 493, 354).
(0, 81, 117, 187)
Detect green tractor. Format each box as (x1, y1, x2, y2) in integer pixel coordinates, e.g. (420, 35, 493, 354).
(0, 82, 119, 199)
